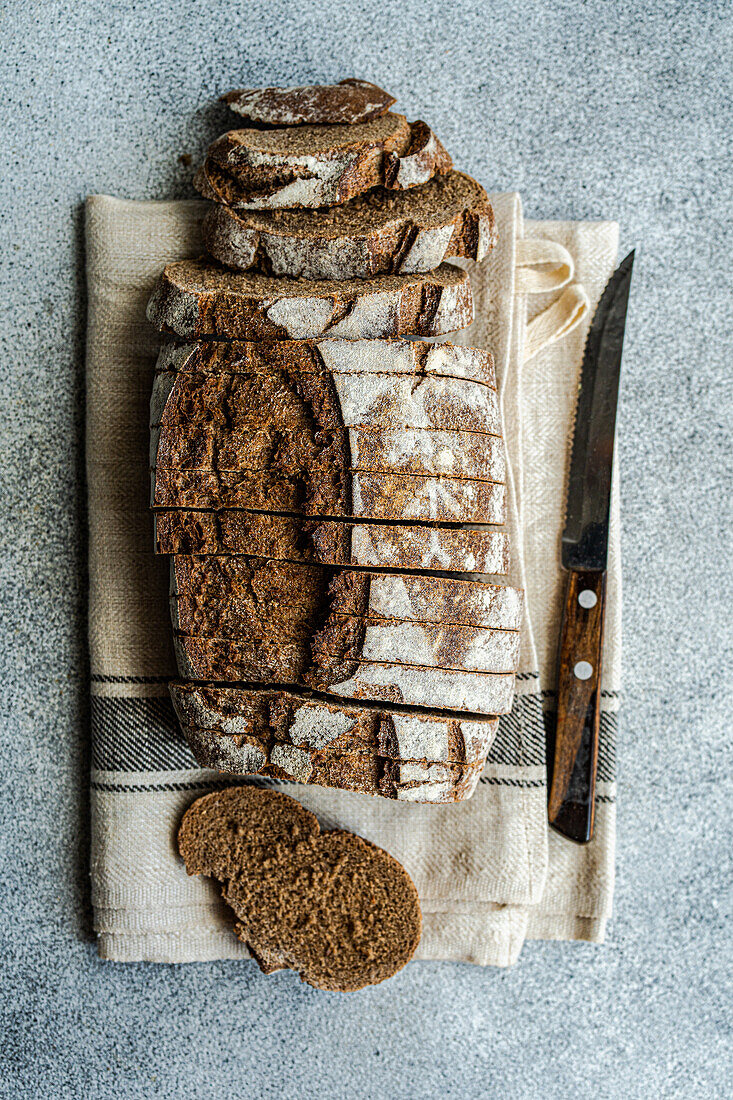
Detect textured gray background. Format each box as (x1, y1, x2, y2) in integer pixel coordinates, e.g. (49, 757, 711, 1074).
(1, 0, 731, 1097)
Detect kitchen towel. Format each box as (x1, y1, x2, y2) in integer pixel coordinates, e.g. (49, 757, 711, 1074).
(86, 191, 620, 966)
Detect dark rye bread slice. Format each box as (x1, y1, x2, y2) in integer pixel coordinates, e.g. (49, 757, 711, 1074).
(198, 114, 451, 210)
(171, 605, 520, 674)
(198, 121, 451, 210)
(145, 259, 473, 340)
(172, 634, 516, 713)
(178, 787, 422, 990)
(221, 80, 397, 126)
(170, 684, 498, 768)
(151, 363, 501, 437)
(153, 467, 506, 523)
(153, 513, 511, 576)
(169, 556, 525, 632)
(203, 171, 496, 278)
(156, 337, 497, 388)
(153, 426, 505, 481)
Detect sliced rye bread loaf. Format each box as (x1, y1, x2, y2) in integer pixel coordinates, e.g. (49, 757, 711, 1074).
(152, 467, 506, 523)
(169, 556, 524, 631)
(155, 337, 497, 388)
(221, 80, 397, 126)
(169, 683, 498, 766)
(145, 259, 473, 340)
(179, 787, 422, 989)
(197, 114, 451, 210)
(153, 513, 511, 576)
(151, 356, 506, 520)
(203, 171, 496, 278)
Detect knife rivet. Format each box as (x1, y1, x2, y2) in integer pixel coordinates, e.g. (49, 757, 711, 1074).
(578, 589, 597, 609)
(574, 661, 593, 680)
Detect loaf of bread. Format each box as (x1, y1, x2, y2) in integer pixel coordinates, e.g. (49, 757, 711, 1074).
(203, 170, 496, 278)
(148, 84, 522, 819)
(221, 80, 397, 126)
(178, 786, 422, 990)
(146, 258, 474, 339)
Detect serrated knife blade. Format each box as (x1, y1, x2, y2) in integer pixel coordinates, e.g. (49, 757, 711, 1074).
(562, 251, 635, 570)
(549, 252, 634, 843)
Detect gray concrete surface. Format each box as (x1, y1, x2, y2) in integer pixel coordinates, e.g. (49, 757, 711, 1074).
(1, 1, 731, 1097)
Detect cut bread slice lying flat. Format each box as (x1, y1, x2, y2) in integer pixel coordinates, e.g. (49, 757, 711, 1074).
(155, 337, 497, 388)
(198, 114, 451, 209)
(203, 170, 496, 278)
(221, 79, 397, 126)
(154, 512, 511, 576)
(146, 259, 473, 339)
(170, 683, 498, 766)
(169, 556, 524, 632)
(178, 787, 421, 990)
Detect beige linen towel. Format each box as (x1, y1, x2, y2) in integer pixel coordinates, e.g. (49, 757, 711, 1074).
(87, 192, 619, 966)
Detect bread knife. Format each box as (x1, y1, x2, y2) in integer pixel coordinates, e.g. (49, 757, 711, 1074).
(548, 252, 634, 843)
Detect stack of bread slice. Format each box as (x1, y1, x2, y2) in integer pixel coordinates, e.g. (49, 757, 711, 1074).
(147, 79, 522, 803)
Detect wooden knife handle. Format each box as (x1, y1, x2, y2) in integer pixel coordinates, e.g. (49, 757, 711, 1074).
(548, 569, 607, 843)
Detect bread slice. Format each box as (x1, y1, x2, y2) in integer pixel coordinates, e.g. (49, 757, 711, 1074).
(152, 466, 506, 523)
(178, 785, 318, 879)
(310, 615, 520, 675)
(156, 337, 497, 388)
(173, 633, 515, 714)
(203, 171, 496, 278)
(146, 259, 473, 339)
(178, 786, 422, 990)
(153, 425, 505, 481)
(153, 512, 511, 576)
(197, 114, 451, 210)
(170, 683, 498, 766)
(221, 80, 397, 126)
(151, 364, 501, 442)
(171, 598, 519, 673)
(181, 730, 484, 803)
(169, 557, 524, 631)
